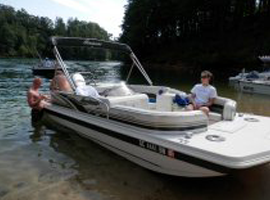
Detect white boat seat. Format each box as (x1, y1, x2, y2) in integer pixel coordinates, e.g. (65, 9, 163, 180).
(109, 105, 208, 131)
(209, 112, 222, 122)
(100, 94, 149, 109)
(157, 92, 187, 111)
(213, 97, 237, 121)
(75, 85, 100, 97)
(156, 92, 236, 121)
(156, 92, 174, 111)
(72, 73, 100, 98)
(72, 73, 86, 87)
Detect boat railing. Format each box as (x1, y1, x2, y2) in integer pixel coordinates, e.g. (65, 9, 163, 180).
(130, 52, 153, 86)
(53, 46, 76, 90)
(51, 92, 79, 111)
(51, 36, 153, 89)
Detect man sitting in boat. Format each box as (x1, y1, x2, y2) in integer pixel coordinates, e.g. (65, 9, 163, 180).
(72, 73, 100, 98)
(187, 71, 217, 116)
(50, 70, 73, 92)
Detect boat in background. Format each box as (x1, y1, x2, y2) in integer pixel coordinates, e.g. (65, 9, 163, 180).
(229, 56, 270, 94)
(42, 37, 270, 177)
(230, 55, 270, 83)
(239, 78, 270, 95)
(238, 54, 270, 96)
(259, 55, 270, 64)
(32, 58, 59, 79)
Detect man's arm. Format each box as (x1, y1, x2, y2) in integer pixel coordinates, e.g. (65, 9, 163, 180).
(206, 87, 217, 107)
(205, 98, 215, 107)
(190, 85, 198, 108)
(27, 91, 44, 108)
(188, 93, 197, 108)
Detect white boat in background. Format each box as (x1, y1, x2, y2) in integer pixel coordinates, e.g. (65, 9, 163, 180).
(229, 69, 270, 85)
(239, 79, 270, 95)
(259, 55, 270, 64)
(229, 68, 249, 85)
(229, 56, 270, 85)
(42, 37, 270, 177)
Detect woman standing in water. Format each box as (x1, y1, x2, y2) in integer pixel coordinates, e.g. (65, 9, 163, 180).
(187, 71, 217, 116)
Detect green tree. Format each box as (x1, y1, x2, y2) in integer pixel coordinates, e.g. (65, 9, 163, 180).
(0, 4, 112, 59)
(120, 0, 270, 68)
(55, 17, 66, 36)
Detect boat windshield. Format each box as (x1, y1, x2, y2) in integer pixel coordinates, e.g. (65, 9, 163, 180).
(51, 37, 153, 89)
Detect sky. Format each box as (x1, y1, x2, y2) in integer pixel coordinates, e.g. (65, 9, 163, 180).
(0, 0, 127, 37)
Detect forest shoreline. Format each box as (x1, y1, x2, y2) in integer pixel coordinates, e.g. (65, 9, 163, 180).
(0, 56, 263, 76)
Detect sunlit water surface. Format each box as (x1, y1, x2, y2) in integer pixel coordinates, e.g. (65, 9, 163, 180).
(0, 59, 270, 200)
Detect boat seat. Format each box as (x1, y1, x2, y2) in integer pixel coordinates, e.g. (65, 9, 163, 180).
(156, 92, 175, 111)
(157, 92, 188, 111)
(156, 92, 236, 121)
(100, 94, 149, 109)
(72, 73, 87, 87)
(213, 97, 237, 121)
(109, 105, 208, 132)
(72, 73, 100, 97)
(209, 112, 222, 122)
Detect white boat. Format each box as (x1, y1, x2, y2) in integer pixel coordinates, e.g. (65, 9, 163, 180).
(259, 56, 270, 64)
(42, 37, 270, 177)
(229, 69, 248, 85)
(229, 55, 270, 85)
(229, 69, 270, 85)
(239, 79, 270, 95)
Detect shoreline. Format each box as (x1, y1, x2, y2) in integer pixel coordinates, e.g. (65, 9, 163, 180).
(142, 61, 261, 75)
(0, 57, 264, 75)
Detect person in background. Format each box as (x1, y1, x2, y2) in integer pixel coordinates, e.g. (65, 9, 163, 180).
(187, 70, 217, 116)
(44, 57, 52, 68)
(50, 70, 73, 92)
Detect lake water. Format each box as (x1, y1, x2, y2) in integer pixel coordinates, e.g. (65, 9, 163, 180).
(1, 58, 270, 200)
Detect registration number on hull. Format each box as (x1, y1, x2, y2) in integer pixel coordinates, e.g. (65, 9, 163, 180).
(139, 140, 176, 158)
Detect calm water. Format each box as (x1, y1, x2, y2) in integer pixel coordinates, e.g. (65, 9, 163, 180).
(1, 59, 270, 200)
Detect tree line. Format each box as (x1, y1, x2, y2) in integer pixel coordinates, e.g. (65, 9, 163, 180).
(120, 0, 270, 68)
(0, 4, 111, 60)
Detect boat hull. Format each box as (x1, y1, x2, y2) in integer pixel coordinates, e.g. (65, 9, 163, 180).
(43, 106, 229, 177)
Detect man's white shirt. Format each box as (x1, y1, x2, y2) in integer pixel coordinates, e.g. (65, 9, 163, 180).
(191, 84, 217, 105)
